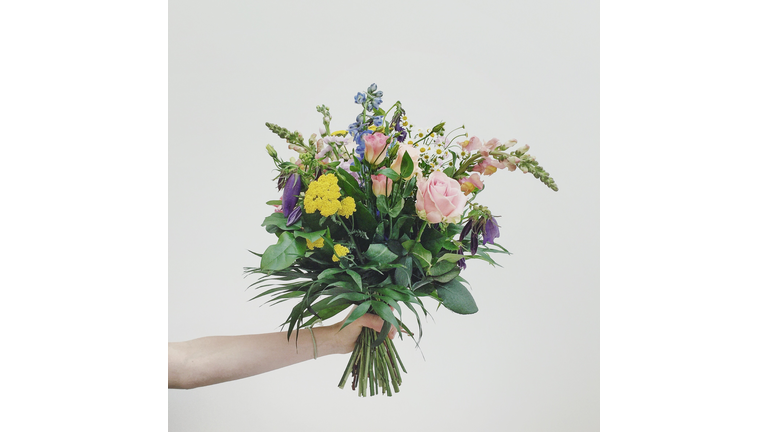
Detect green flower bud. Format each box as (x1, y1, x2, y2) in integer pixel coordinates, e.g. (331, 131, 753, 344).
(266, 144, 278, 158)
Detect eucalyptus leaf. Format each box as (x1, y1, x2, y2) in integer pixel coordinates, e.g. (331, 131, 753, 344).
(364, 243, 399, 264)
(428, 260, 456, 277)
(436, 253, 465, 263)
(431, 267, 460, 283)
(408, 242, 433, 270)
(435, 279, 478, 314)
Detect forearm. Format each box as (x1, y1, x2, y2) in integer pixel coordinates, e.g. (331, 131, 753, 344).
(168, 326, 343, 389)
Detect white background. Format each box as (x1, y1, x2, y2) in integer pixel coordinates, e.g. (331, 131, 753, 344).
(169, 1, 597, 431)
(2, 1, 766, 431)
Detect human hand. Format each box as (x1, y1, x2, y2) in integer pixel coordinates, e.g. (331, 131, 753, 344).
(326, 308, 397, 355)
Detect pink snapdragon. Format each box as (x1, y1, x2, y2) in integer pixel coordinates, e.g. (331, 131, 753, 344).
(459, 136, 483, 152)
(459, 173, 484, 195)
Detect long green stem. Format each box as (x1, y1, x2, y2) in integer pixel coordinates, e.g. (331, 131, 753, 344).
(338, 327, 406, 397)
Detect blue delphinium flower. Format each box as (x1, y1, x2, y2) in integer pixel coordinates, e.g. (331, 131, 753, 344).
(370, 97, 383, 111)
(372, 115, 384, 127)
(355, 92, 367, 104)
(367, 83, 378, 93)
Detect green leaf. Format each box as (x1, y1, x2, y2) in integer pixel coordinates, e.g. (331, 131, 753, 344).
(316, 267, 345, 281)
(265, 200, 283, 206)
(442, 166, 455, 177)
(389, 198, 405, 218)
(292, 229, 328, 242)
(371, 321, 391, 349)
(408, 242, 433, 270)
(353, 200, 378, 233)
(437, 253, 465, 263)
(435, 279, 478, 315)
(378, 168, 400, 181)
(364, 243, 399, 264)
(400, 151, 414, 179)
(336, 169, 365, 201)
(260, 232, 306, 271)
(344, 269, 363, 291)
(340, 301, 371, 330)
(370, 300, 399, 328)
(262, 212, 301, 231)
(376, 194, 389, 215)
(428, 260, 456, 277)
(431, 267, 460, 283)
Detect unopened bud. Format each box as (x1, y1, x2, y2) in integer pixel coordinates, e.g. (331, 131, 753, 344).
(519, 165, 529, 174)
(266, 144, 278, 158)
(516, 144, 530, 155)
(288, 144, 306, 153)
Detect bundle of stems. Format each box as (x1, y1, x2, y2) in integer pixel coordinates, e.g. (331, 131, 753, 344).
(338, 327, 407, 397)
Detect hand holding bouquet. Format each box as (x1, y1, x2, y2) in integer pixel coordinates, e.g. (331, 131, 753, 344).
(245, 84, 557, 397)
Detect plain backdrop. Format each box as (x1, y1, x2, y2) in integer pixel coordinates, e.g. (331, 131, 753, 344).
(169, 1, 598, 431)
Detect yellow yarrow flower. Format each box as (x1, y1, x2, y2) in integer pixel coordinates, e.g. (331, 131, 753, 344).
(332, 244, 350, 262)
(337, 196, 356, 218)
(306, 237, 324, 250)
(304, 174, 343, 217)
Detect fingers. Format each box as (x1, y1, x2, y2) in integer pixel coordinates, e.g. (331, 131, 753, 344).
(358, 313, 397, 340)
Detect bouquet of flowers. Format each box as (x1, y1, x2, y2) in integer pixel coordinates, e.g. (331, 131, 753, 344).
(245, 83, 557, 397)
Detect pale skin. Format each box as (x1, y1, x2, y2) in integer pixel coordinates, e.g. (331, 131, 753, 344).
(168, 312, 395, 390)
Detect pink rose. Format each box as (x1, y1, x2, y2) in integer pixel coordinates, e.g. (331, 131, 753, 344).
(371, 173, 393, 197)
(458, 172, 484, 195)
(390, 143, 421, 179)
(415, 171, 467, 224)
(363, 132, 389, 165)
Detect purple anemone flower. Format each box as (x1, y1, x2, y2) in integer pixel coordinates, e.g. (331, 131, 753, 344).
(282, 173, 301, 218)
(286, 205, 302, 226)
(483, 216, 500, 245)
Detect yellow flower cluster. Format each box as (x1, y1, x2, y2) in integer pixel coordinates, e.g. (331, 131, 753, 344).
(332, 244, 350, 262)
(305, 237, 324, 250)
(304, 173, 356, 218)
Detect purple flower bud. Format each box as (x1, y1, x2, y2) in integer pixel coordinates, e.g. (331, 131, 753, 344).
(482, 217, 500, 245)
(457, 248, 467, 270)
(470, 231, 478, 256)
(282, 173, 301, 217)
(459, 219, 473, 241)
(286, 205, 302, 226)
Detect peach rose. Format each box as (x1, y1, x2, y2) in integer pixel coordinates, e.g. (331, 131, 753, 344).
(415, 171, 467, 224)
(371, 173, 393, 197)
(363, 132, 389, 165)
(390, 143, 421, 179)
